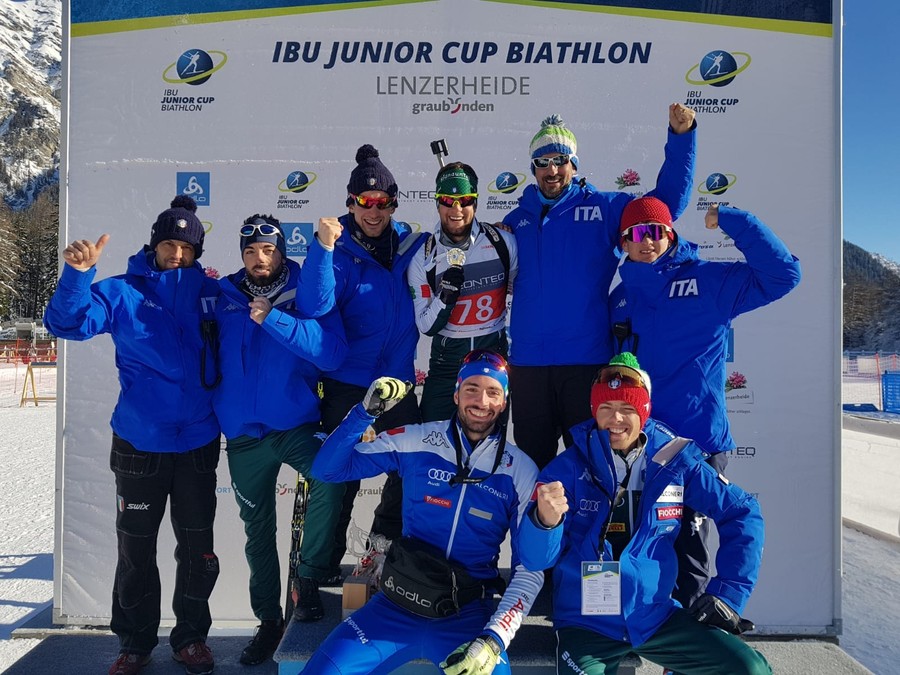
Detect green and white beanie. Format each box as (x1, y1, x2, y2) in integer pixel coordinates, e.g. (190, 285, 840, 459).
(529, 114, 579, 170)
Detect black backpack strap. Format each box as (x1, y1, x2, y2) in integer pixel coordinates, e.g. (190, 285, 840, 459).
(481, 222, 511, 285)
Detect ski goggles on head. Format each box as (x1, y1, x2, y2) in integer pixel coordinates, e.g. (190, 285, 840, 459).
(621, 223, 672, 243)
(240, 222, 282, 237)
(457, 349, 509, 394)
(350, 193, 395, 210)
(435, 194, 478, 208)
(594, 365, 646, 390)
(531, 154, 571, 169)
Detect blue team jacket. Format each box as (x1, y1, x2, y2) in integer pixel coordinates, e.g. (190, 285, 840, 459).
(502, 127, 696, 366)
(609, 206, 801, 454)
(213, 257, 347, 440)
(518, 418, 764, 647)
(327, 214, 429, 387)
(44, 250, 221, 453)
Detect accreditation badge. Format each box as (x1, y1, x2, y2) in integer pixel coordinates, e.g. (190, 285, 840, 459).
(581, 561, 621, 615)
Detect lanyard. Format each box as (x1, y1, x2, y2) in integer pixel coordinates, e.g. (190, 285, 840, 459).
(448, 416, 506, 486)
(588, 428, 642, 557)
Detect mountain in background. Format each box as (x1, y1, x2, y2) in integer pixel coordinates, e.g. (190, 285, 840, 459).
(0, 0, 60, 209)
(844, 240, 900, 352)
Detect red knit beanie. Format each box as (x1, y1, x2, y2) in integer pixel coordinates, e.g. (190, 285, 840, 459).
(590, 353, 652, 428)
(620, 197, 675, 242)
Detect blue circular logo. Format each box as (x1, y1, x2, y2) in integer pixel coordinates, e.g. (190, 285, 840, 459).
(699, 172, 738, 196)
(163, 49, 228, 86)
(488, 171, 527, 195)
(278, 171, 318, 194)
(685, 50, 751, 88)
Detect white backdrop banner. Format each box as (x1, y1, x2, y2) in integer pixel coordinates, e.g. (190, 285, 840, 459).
(58, 0, 839, 633)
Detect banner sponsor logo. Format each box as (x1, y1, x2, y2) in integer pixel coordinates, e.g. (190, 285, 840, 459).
(656, 505, 683, 520)
(277, 171, 316, 211)
(485, 171, 527, 210)
(726, 446, 758, 459)
(283, 222, 313, 258)
(699, 172, 738, 197)
(177, 172, 210, 206)
(160, 49, 226, 112)
(684, 50, 749, 116)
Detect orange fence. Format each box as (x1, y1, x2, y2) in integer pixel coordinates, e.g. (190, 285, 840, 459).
(0, 340, 57, 364)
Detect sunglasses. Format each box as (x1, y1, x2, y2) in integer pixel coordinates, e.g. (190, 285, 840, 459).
(240, 222, 282, 237)
(594, 366, 646, 390)
(462, 349, 508, 372)
(621, 223, 671, 243)
(436, 194, 478, 208)
(531, 154, 570, 169)
(350, 193, 395, 210)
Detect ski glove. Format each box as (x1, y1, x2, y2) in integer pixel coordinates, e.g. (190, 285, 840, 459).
(439, 266, 465, 306)
(362, 377, 413, 417)
(440, 634, 502, 675)
(690, 593, 754, 635)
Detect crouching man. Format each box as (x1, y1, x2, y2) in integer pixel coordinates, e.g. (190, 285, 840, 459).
(518, 352, 771, 675)
(304, 350, 542, 674)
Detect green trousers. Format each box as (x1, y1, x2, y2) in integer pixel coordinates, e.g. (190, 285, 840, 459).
(557, 609, 771, 675)
(226, 424, 345, 621)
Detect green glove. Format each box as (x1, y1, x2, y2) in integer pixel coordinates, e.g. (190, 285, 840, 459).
(440, 634, 502, 675)
(362, 377, 413, 416)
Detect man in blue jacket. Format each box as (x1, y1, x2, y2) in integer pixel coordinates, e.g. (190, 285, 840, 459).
(213, 214, 347, 664)
(44, 196, 222, 675)
(609, 197, 801, 608)
(305, 350, 543, 675)
(518, 353, 770, 674)
(502, 105, 697, 470)
(320, 144, 430, 582)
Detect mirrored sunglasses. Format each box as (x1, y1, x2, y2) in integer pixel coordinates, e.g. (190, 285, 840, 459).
(594, 366, 646, 390)
(350, 193, 394, 210)
(531, 154, 570, 169)
(436, 194, 478, 208)
(622, 223, 671, 243)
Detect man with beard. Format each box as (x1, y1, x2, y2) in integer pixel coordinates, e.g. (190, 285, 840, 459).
(44, 196, 222, 675)
(305, 350, 542, 675)
(319, 144, 429, 587)
(408, 162, 518, 422)
(502, 105, 696, 470)
(214, 214, 348, 664)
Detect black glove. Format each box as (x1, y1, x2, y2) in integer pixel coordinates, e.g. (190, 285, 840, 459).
(690, 593, 753, 635)
(439, 266, 465, 305)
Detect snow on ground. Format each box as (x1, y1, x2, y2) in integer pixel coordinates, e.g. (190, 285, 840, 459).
(0, 361, 897, 673)
(0, 362, 56, 670)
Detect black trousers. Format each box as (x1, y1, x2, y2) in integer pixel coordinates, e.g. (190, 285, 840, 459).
(109, 435, 220, 655)
(320, 378, 421, 572)
(672, 451, 730, 609)
(508, 363, 601, 469)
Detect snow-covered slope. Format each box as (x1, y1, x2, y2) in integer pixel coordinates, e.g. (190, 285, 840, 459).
(0, 0, 61, 209)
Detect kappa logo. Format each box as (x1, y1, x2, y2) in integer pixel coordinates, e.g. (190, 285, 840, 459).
(656, 505, 683, 520)
(423, 431, 449, 448)
(223, 302, 242, 312)
(616, 298, 627, 309)
(142, 299, 161, 310)
(669, 278, 699, 298)
(579, 468, 592, 481)
(516, 219, 530, 229)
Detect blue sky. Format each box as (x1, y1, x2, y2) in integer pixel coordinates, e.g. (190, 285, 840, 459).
(842, 1, 900, 263)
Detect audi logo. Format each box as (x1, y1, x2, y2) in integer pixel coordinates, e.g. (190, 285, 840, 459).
(579, 499, 603, 512)
(428, 468, 454, 482)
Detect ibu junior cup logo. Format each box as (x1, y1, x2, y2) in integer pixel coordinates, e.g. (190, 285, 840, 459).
(684, 50, 750, 115)
(279, 171, 318, 194)
(163, 49, 228, 86)
(486, 170, 526, 211)
(277, 171, 317, 211)
(686, 50, 751, 88)
(698, 172, 737, 196)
